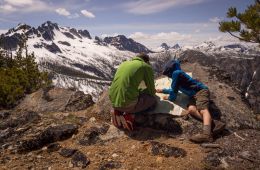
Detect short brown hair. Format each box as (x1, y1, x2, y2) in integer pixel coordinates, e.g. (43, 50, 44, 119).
(137, 52, 150, 63)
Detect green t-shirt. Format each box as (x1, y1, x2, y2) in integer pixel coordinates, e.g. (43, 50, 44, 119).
(109, 57, 155, 107)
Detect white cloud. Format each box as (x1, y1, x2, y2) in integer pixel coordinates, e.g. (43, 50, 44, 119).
(3, 0, 33, 7)
(0, 0, 51, 13)
(210, 17, 221, 23)
(129, 32, 192, 48)
(0, 4, 16, 12)
(123, 0, 206, 15)
(56, 8, 71, 16)
(81, 9, 95, 18)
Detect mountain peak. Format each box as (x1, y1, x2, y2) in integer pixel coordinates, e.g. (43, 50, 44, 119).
(172, 43, 180, 49)
(103, 35, 151, 53)
(160, 43, 170, 50)
(41, 21, 59, 28)
(15, 23, 31, 31)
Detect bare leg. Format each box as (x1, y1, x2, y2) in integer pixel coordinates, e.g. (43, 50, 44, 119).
(188, 105, 203, 120)
(189, 108, 213, 143)
(200, 109, 212, 126)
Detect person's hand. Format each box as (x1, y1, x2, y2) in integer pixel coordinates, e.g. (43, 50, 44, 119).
(156, 89, 163, 93)
(111, 110, 134, 131)
(163, 96, 168, 100)
(120, 113, 134, 131)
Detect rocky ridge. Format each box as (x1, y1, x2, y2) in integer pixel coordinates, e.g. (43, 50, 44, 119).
(179, 50, 260, 114)
(0, 61, 259, 170)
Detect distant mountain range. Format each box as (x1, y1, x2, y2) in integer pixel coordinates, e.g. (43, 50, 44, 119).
(0, 21, 259, 105)
(0, 21, 146, 99)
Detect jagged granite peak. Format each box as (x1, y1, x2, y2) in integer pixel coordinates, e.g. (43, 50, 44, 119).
(14, 23, 32, 32)
(37, 21, 59, 41)
(78, 30, 91, 39)
(4, 23, 31, 36)
(69, 28, 82, 39)
(94, 36, 106, 46)
(103, 35, 151, 53)
(40, 21, 59, 30)
(172, 43, 181, 49)
(160, 43, 170, 50)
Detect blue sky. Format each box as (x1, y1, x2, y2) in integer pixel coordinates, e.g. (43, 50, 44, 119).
(0, 0, 255, 48)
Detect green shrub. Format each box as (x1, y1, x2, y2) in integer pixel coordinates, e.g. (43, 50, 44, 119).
(0, 43, 51, 108)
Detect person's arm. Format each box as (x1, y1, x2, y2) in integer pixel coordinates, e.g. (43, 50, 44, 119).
(163, 71, 180, 101)
(143, 65, 156, 95)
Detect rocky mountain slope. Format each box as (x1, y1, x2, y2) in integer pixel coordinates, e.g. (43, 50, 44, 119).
(0, 60, 259, 170)
(0, 21, 152, 99)
(179, 50, 260, 114)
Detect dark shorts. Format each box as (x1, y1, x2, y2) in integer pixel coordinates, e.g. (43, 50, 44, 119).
(188, 89, 210, 111)
(114, 93, 157, 114)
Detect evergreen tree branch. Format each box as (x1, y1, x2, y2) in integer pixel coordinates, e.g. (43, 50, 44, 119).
(227, 31, 256, 43)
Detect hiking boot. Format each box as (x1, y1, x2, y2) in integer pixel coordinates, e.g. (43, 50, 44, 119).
(212, 120, 226, 135)
(190, 133, 213, 143)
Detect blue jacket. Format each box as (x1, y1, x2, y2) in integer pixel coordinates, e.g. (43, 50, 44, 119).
(162, 60, 208, 101)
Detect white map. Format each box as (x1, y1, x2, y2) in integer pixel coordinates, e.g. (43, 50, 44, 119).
(150, 74, 192, 116)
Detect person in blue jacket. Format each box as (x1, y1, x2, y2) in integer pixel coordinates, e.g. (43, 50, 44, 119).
(157, 60, 225, 143)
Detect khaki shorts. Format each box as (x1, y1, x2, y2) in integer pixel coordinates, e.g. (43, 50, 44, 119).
(114, 93, 156, 114)
(188, 89, 210, 111)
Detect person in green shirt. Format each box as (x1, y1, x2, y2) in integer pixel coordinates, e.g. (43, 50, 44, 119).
(109, 53, 156, 131)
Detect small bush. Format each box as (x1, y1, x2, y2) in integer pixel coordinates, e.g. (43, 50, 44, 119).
(0, 42, 50, 108)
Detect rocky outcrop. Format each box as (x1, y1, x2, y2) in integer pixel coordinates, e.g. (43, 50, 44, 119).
(149, 141, 186, 157)
(16, 87, 94, 113)
(78, 30, 91, 39)
(58, 41, 71, 46)
(0, 61, 259, 169)
(65, 91, 94, 112)
(69, 28, 82, 39)
(0, 33, 23, 50)
(44, 42, 62, 53)
(179, 50, 260, 113)
(19, 124, 78, 152)
(94, 36, 106, 46)
(0, 111, 40, 131)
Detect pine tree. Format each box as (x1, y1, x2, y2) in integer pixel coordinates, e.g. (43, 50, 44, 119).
(219, 0, 260, 45)
(0, 37, 51, 108)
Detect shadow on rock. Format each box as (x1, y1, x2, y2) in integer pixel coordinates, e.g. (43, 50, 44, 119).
(135, 113, 183, 135)
(209, 100, 222, 120)
(124, 113, 183, 141)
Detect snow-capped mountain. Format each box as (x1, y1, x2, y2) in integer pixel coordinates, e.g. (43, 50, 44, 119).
(172, 44, 181, 50)
(154, 43, 181, 52)
(103, 35, 151, 53)
(0, 21, 154, 99)
(160, 43, 170, 50)
(184, 41, 260, 55)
